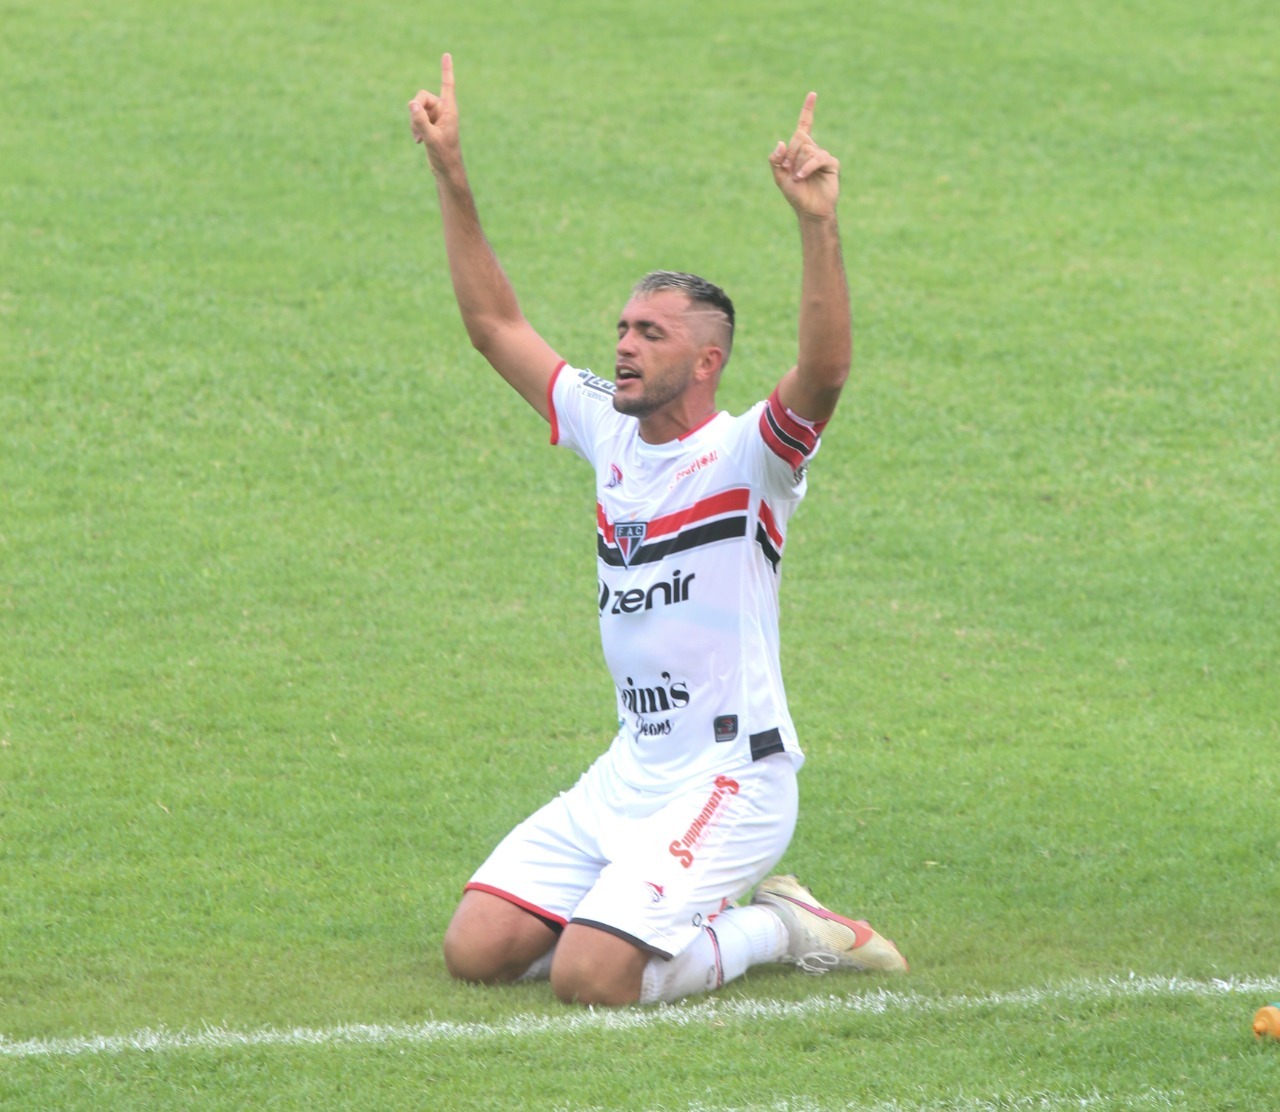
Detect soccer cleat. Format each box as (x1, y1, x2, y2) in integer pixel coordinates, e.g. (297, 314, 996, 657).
(752, 874, 908, 975)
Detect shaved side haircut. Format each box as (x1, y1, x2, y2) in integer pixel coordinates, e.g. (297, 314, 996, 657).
(632, 271, 735, 361)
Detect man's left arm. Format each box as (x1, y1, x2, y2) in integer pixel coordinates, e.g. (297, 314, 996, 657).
(769, 93, 851, 427)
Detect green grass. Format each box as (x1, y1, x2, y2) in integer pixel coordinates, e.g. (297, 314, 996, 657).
(2, 0, 1278, 1107)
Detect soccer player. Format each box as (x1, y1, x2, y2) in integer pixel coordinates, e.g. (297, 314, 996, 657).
(409, 54, 907, 1006)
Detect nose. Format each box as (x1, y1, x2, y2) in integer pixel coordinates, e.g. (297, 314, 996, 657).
(616, 327, 636, 357)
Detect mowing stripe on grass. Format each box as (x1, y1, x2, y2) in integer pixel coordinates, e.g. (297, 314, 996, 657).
(4, 975, 1278, 1060)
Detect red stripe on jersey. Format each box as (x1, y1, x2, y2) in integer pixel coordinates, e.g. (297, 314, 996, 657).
(758, 499, 784, 548)
(759, 387, 824, 468)
(647, 488, 750, 540)
(547, 361, 568, 446)
(597, 488, 750, 544)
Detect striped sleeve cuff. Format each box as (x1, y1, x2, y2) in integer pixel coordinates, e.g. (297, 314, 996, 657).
(758, 387, 826, 469)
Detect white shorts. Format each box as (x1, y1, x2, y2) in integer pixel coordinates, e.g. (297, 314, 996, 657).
(467, 751, 798, 959)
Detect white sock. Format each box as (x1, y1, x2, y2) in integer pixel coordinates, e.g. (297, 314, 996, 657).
(639, 905, 788, 1004)
(516, 947, 556, 983)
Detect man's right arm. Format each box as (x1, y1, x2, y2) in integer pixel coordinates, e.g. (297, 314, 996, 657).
(410, 54, 561, 422)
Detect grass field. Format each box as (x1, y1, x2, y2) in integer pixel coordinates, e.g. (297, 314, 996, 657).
(3, 0, 1278, 1107)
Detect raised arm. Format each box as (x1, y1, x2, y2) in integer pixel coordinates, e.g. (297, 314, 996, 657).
(409, 54, 561, 421)
(768, 93, 851, 426)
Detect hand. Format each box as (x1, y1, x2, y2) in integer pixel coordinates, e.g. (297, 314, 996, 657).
(408, 53, 461, 179)
(769, 92, 840, 219)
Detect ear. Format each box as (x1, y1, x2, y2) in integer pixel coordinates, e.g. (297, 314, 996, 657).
(695, 345, 727, 382)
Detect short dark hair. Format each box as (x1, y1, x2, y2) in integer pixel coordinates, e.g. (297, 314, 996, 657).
(632, 271, 735, 357)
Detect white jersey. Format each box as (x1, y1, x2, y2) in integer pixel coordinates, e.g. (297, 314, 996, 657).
(549, 362, 825, 791)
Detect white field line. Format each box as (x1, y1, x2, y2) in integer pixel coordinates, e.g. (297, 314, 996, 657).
(677, 1090, 1191, 1112)
(3, 974, 1279, 1060)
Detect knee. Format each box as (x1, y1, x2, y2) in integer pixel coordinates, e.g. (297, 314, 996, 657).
(549, 954, 590, 1005)
(442, 893, 557, 984)
(443, 914, 527, 984)
(550, 959, 626, 1006)
(549, 930, 647, 1007)
(442, 917, 499, 983)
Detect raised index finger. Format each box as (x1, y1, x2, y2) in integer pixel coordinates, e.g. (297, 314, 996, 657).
(796, 91, 817, 136)
(440, 52, 455, 99)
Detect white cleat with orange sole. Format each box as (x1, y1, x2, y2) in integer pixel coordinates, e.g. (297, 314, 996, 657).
(752, 874, 908, 975)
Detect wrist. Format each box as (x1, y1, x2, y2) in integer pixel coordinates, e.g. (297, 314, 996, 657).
(795, 207, 839, 226)
(430, 152, 470, 191)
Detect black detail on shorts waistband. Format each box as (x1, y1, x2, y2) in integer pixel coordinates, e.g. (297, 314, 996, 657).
(533, 911, 567, 935)
(570, 918, 673, 960)
(750, 728, 785, 761)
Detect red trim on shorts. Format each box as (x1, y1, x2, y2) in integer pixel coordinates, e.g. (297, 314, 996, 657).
(465, 882, 569, 928)
(547, 361, 568, 445)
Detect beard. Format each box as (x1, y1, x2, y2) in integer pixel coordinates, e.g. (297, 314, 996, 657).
(612, 364, 693, 419)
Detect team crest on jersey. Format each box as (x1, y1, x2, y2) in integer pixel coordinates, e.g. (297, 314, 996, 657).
(615, 521, 647, 566)
(606, 463, 624, 489)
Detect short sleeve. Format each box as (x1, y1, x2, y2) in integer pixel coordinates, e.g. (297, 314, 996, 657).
(549, 363, 628, 468)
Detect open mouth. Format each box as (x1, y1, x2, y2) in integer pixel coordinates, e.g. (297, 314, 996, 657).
(615, 366, 641, 383)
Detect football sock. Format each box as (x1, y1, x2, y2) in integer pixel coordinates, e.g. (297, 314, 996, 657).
(515, 947, 556, 983)
(638, 905, 788, 1004)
